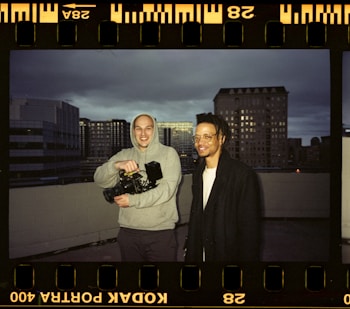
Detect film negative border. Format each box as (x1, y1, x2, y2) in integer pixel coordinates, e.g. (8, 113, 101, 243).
(0, 1, 347, 308)
(0, 3, 348, 49)
(6, 262, 350, 306)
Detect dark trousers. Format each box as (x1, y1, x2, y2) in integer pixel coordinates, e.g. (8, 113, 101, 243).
(117, 227, 177, 262)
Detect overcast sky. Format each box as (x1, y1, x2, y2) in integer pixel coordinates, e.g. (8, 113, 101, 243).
(10, 49, 331, 145)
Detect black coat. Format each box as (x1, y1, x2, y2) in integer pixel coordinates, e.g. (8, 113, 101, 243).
(184, 149, 262, 262)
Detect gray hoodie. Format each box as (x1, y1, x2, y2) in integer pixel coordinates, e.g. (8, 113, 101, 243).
(94, 113, 182, 231)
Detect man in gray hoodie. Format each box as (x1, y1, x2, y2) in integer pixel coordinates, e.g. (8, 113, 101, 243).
(94, 113, 182, 262)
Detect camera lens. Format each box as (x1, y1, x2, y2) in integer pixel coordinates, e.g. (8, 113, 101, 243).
(103, 188, 115, 203)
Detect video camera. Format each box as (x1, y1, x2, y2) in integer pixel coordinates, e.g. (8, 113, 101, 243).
(103, 161, 163, 203)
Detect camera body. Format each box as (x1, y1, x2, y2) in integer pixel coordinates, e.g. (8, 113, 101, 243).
(103, 161, 162, 203)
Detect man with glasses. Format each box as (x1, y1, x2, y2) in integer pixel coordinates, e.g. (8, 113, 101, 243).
(184, 113, 262, 262)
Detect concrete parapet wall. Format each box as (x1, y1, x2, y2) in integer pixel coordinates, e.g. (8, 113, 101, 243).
(9, 173, 329, 259)
(259, 173, 330, 218)
(9, 183, 119, 259)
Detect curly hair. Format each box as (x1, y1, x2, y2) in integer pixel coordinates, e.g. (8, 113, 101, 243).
(196, 113, 231, 145)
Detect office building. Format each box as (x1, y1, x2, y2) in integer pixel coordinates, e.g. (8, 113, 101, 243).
(214, 86, 289, 168)
(9, 98, 80, 186)
(80, 119, 130, 158)
(157, 121, 195, 173)
(79, 118, 131, 177)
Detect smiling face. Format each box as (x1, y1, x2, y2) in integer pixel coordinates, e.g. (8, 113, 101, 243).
(133, 115, 154, 151)
(194, 122, 225, 168)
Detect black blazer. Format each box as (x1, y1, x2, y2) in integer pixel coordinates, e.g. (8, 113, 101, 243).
(185, 149, 262, 262)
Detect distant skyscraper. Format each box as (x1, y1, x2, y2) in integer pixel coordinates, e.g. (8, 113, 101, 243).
(80, 119, 130, 159)
(157, 121, 195, 173)
(288, 138, 303, 166)
(214, 86, 289, 168)
(79, 118, 131, 177)
(9, 98, 80, 186)
(157, 121, 193, 152)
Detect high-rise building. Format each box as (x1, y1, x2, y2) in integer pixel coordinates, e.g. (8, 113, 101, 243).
(288, 138, 303, 167)
(79, 117, 90, 159)
(81, 119, 130, 158)
(157, 121, 195, 173)
(9, 98, 80, 186)
(79, 118, 131, 177)
(214, 86, 289, 168)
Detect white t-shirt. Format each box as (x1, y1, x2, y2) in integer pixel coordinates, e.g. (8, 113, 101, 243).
(202, 166, 217, 209)
(202, 166, 217, 261)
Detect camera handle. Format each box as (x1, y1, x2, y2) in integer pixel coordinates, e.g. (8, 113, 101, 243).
(118, 162, 140, 177)
(119, 169, 140, 177)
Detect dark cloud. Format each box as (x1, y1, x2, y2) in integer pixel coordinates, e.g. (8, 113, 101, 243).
(10, 49, 330, 145)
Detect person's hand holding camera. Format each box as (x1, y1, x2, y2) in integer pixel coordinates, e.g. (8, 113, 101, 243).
(114, 194, 130, 208)
(115, 160, 139, 173)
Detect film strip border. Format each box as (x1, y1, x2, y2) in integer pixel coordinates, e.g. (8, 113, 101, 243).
(0, 2, 349, 48)
(6, 262, 350, 306)
(0, 1, 347, 307)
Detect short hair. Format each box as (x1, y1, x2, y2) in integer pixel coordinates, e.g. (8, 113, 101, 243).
(196, 113, 231, 145)
(133, 114, 155, 129)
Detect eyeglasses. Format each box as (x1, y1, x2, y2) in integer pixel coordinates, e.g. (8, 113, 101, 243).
(192, 133, 217, 143)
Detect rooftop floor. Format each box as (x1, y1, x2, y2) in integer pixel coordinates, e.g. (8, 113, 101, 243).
(21, 218, 330, 263)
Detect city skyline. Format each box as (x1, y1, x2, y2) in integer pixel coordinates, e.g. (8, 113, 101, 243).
(10, 49, 330, 145)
